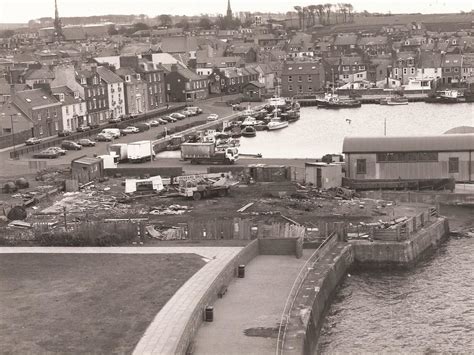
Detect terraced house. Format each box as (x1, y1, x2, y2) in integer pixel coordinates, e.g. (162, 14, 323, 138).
(97, 66, 125, 119)
(12, 88, 63, 137)
(51, 86, 87, 131)
(163, 63, 208, 102)
(76, 67, 108, 127)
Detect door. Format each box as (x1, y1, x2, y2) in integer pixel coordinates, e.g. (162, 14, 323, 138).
(316, 168, 322, 188)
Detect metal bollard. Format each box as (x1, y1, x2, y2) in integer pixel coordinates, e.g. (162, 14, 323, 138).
(238, 264, 245, 278)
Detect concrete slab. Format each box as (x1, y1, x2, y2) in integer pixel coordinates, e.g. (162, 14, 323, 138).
(193, 252, 312, 355)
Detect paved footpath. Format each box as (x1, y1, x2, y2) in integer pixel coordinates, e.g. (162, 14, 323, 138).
(1, 246, 243, 354)
(193, 252, 312, 355)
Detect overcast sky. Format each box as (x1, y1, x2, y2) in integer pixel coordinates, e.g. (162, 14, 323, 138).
(1, 0, 472, 23)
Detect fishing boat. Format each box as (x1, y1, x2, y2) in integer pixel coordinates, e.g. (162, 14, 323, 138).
(267, 118, 289, 131)
(380, 96, 409, 105)
(280, 109, 300, 122)
(426, 89, 466, 103)
(241, 116, 258, 127)
(315, 92, 339, 106)
(241, 126, 257, 137)
(319, 97, 361, 109)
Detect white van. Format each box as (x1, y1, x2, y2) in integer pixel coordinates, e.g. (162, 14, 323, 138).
(101, 128, 121, 139)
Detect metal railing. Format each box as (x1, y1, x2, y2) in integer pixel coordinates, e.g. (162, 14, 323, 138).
(275, 232, 338, 355)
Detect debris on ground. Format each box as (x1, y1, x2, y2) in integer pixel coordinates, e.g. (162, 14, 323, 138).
(149, 205, 191, 215)
(146, 225, 187, 240)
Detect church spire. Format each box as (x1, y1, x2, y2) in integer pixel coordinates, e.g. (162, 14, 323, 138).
(53, 0, 64, 41)
(226, 0, 232, 20)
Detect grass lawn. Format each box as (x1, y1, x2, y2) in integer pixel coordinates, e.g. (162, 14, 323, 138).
(0, 253, 205, 354)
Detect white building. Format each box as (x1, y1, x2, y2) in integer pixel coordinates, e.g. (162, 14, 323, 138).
(97, 66, 125, 119)
(51, 86, 87, 131)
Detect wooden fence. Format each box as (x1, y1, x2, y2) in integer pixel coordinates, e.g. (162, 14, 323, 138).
(186, 218, 306, 240)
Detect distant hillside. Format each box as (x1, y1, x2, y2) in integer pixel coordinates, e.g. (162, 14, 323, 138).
(326, 13, 473, 33)
(0, 23, 27, 30)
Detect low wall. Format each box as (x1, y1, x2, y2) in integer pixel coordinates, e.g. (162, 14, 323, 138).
(351, 217, 449, 268)
(104, 167, 183, 178)
(361, 190, 474, 206)
(177, 239, 259, 354)
(281, 243, 354, 355)
(259, 238, 303, 258)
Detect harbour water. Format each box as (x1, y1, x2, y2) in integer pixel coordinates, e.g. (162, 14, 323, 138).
(239, 102, 474, 158)
(317, 205, 474, 354)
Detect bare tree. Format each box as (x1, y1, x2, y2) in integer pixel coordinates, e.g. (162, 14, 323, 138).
(346, 3, 354, 22)
(294, 6, 303, 30)
(316, 4, 325, 25)
(324, 3, 332, 25)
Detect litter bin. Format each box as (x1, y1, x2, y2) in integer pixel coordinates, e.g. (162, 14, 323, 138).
(238, 264, 245, 278)
(205, 306, 214, 322)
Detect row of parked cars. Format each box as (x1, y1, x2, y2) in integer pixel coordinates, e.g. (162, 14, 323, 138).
(30, 106, 204, 159)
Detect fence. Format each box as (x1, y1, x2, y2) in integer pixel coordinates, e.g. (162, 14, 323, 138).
(186, 218, 306, 240)
(275, 232, 338, 355)
(347, 207, 438, 242)
(9, 105, 186, 159)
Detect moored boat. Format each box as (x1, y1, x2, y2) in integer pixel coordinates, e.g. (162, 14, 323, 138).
(380, 96, 408, 105)
(319, 97, 361, 109)
(241, 126, 257, 137)
(315, 92, 339, 106)
(267, 118, 289, 130)
(426, 89, 466, 103)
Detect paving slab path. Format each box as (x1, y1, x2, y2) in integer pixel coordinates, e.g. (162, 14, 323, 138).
(193, 252, 312, 355)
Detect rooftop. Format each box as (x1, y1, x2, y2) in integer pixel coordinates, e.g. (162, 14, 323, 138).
(343, 134, 474, 153)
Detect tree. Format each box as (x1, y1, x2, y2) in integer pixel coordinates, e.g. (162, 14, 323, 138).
(133, 22, 149, 32)
(294, 6, 303, 30)
(307, 5, 317, 27)
(198, 17, 213, 30)
(346, 3, 354, 22)
(316, 5, 325, 25)
(157, 14, 172, 27)
(176, 18, 190, 30)
(107, 24, 118, 36)
(324, 3, 333, 25)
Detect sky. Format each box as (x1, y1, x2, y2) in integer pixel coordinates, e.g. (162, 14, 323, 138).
(0, 0, 472, 23)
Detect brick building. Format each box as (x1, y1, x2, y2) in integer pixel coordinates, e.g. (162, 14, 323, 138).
(281, 61, 325, 97)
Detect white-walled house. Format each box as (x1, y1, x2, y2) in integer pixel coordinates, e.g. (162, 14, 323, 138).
(97, 66, 125, 119)
(51, 86, 87, 131)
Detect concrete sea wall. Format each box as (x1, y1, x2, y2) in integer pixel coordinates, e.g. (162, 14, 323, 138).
(351, 218, 449, 268)
(280, 216, 450, 355)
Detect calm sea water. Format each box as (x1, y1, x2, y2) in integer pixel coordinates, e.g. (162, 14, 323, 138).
(317, 205, 474, 354)
(239, 102, 474, 158)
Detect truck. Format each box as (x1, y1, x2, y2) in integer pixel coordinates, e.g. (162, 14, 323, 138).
(109, 143, 128, 162)
(127, 141, 154, 163)
(181, 142, 238, 165)
(178, 175, 235, 200)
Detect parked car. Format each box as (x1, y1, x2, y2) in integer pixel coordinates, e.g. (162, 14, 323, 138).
(46, 146, 67, 156)
(122, 126, 140, 134)
(33, 149, 59, 159)
(207, 114, 219, 121)
(158, 118, 168, 125)
(182, 109, 195, 117)
(25, 137, 41, 145)
(100, 128, 121, 139)
(187, 106, 203, 114)
(135, 123, 150, 132)
(108, 117, 121, 124)
(77, 125, 91, 132)
(58, 129, 72, 137)
(148, 120, 160, 127)
(78, 138, 96, 147)
(162, 116, 177, 123)
(61, 140, 82, 150)
(170, 113, 186, 120)
(95, 133, 114, 142)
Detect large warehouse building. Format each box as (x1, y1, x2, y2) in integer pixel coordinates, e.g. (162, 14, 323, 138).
(342, 134, 474, 182)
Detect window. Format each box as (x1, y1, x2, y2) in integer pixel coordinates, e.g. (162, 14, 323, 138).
(356, 159, 366, 174)
(411, 68, 415, 74)
(308, 87, 313, 92)
(66, 106, 69, 114)
(343, 66, 350, 71)
(307, 75, 312, 82)
(454, 68, 459, 73)
(136, 74, 141, 80)
(298, 85, 303, 93)
(125, 75, 131, 82)
(39, 126, 43, 135)
(449, 157, 459, 173)
(403, 68, 408, 75)
(54, 122, 58, 131)
(343, 74, 349, 79)
(288, 85, 293, 91)
(298, 75, 302, 82)
(359, 65, 365, 70)
(288, 75, 293, 82)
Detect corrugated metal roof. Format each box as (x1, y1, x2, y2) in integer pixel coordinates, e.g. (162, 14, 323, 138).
(342, 134, 474, 153)
(73, 157, 102, 165)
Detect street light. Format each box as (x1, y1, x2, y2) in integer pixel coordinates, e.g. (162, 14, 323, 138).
(1, 111, 22, 157)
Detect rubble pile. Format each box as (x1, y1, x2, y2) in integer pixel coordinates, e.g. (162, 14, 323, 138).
(149, 204, 191, 216)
